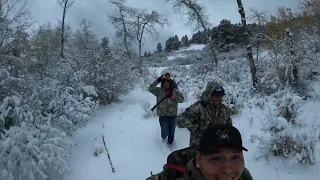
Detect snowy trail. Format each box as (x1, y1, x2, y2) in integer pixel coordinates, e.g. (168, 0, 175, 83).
(65, 86, 320, 180)
(65, 88, 190, 180)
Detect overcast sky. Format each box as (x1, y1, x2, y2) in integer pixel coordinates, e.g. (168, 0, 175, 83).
(27, 0, 300, 52)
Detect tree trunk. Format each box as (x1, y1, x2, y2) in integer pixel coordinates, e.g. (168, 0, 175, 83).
(60, 0, 68, 59)
(139, 41, 142, 74)
(237, 0, 258, 88)
(119, 8, 131, 61)
(0, 0, 2, 18)
(256, 40, 260, 61)
(136, 16, 143, 74)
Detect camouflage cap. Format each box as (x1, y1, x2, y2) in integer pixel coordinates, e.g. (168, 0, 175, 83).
(212, 86, 226, 96)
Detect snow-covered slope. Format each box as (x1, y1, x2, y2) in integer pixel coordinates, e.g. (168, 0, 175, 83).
(166, 44, 206, 61)
(64, 69, 320, 180)
(177, 44, 206, 52)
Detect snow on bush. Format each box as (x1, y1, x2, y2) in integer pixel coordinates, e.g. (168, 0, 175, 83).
(0, 96, 23, 134)
(47, 86, 99, 136)
(254, 116, 319, 165)
(90, 52, 135, 104)
(140, 101, 156, 118)
(0, 61, 99, 178)
(257, 28, 317, 96)
(0, 96, 72, 179)
(0, 17, 137, 179)
(0, 69, 28, 102)
(252, 90, 319, 165)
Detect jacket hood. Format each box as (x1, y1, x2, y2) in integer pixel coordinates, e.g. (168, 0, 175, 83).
(200, 82, 224, 103)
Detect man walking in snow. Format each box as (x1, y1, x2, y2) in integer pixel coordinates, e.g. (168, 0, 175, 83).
(176, 82, 232, 146)
(149, 75, 184, 145)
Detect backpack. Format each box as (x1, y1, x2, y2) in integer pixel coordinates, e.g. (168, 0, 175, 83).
(146, 146, 197, 180)
(146, 147, 254, 180)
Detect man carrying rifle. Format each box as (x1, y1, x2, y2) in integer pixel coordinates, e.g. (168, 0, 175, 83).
(148, 74, 184, 145)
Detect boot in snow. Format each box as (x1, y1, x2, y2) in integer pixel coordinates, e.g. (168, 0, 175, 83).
(168, 136, 174, 144)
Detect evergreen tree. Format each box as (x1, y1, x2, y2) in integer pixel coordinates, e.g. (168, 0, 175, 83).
(172, 35, 180, 50)
(157, 42, 162, 52)
(165, 37, 173, 51)
(181, 35, 189, 47)
(101, 37, 111, 55)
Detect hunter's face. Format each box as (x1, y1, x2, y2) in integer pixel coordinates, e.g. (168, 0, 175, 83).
(196, 148, 245, 180)
(163, 81, 170, 89)
(165, 75, 170, 80)
(212, 94, 223, 105)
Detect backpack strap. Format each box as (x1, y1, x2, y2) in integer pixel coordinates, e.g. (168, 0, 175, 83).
(200, 100, 207, 108)
(166, 163, 187, 172)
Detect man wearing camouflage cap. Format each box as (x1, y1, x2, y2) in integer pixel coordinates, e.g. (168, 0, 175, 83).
(176, 82, 232, 146)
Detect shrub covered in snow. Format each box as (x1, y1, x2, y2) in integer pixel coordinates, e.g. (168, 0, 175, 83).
(0, 96, 72, 179)
(254, 116, 319, 165)
(252, 90, 319, 165)
(0, 18, 135, 179)
(140, 101, 156, 118)
(257, 28, 318, 96)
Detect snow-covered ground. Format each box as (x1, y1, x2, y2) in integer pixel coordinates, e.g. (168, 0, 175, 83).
(166, 44, 206, 61)
(64, 73, 320, 180)
(167, 53, 186, 60)
(64, 89, 191, 180)
(180, 44, 206, 51)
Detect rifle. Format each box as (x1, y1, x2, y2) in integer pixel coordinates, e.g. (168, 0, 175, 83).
(151, 79, 182, 112)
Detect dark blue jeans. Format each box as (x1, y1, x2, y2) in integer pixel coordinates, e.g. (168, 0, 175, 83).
(159, 116, 176, 139)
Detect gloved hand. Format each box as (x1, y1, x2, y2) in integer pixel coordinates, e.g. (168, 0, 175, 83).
(157, 75, 164, 82)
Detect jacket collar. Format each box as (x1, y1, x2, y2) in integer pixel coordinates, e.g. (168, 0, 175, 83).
(184, 158, 206, 180)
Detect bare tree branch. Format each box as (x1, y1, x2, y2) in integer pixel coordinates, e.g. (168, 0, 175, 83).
(134, 10, 169, 73)
(0, 0, 35, 54)
(166, 0, 218, 65)
(109, 0, 137, 61)
(57, 0, 74, 59)
(248, 8, 268, 62)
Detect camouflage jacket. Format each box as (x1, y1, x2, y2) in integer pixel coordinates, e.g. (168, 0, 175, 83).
(176, 82, 232, 146)
(148, 80, 184, 116)
(148, 147, 252, 180)
(177, 158, 253, 180)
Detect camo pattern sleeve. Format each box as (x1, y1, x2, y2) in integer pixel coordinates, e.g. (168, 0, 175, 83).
(176, 102, 202, 130)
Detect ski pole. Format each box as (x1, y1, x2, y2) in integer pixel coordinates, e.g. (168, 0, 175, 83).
(102, 134, 115, 173)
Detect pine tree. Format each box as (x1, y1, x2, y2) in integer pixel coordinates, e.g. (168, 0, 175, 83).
(172, 35, 180, 50)
(101, 37, 111, 55)
(165, 37, 173, 51)
(184, 35, 189, 45)
(157, 42, 162, 52)
(181, 35, 189, 47)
